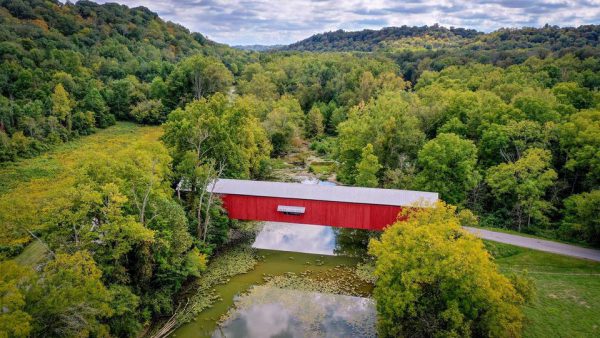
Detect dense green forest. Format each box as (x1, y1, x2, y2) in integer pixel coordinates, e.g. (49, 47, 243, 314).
(1, 0, 599, 337)
(0, 0, 249, 161)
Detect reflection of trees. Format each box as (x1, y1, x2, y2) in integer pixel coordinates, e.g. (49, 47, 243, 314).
(333, 228, 379, 257)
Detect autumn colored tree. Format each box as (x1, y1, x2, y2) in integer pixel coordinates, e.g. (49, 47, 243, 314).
(51, 83, 73, 131)
(0, 261, 33, 337)
(369, 202, 531, 337)
(305, 106, 325, 138)
(26, 251, 113, 337)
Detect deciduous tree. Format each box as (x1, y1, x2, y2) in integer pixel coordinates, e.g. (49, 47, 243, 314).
(562, 190, 600, 245)
(0, 261, 32, 338)
(355, 144, 381, 188)
(486, 148, 557, 231)
(369, 202, 530, 337)
(416, 133, 480, 205)
(305, 106, 324, 138)
(51, 83, 72, 131)
(26, 251, 113, 337)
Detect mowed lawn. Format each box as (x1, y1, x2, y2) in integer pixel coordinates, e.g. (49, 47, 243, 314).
(486, 241, 600, 338)
(0, 122, 162, 253)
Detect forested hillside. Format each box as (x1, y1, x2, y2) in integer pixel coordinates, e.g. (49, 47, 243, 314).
(283, 25, 481, 52)
(0, 0, 248, 162)
(284, 24, 599, 53)
(283, 24, 600, 82)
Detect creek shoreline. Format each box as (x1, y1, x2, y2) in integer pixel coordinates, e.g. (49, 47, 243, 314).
(145, 222, 262, 338)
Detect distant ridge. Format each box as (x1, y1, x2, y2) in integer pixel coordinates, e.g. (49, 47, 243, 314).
(282, 25, 481, 52)
(281, 24, 600, 52)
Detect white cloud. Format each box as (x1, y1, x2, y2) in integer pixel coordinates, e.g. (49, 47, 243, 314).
(93, 0, 600, 45)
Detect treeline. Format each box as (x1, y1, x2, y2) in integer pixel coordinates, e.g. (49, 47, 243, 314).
(283, 24, 600, 83)
(283, 24, 481, 52)
(0, 0, 249, 162)
(284, 24, 599, 54)
(391, 25, 600, 82)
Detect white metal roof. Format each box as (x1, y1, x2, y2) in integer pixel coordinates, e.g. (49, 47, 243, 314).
(208, 179, 438, 207)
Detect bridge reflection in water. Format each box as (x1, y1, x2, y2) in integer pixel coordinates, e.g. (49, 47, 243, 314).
(252, 222, 337, 255)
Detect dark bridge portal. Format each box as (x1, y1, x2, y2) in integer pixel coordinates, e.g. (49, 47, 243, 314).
(210, 179, 438, 231)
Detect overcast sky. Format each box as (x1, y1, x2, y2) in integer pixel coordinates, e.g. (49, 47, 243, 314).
(93, 0, 600, 46)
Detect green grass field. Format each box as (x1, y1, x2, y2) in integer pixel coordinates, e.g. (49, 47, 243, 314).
(0, 123, 162, 254)
(486, 241, 600, 337)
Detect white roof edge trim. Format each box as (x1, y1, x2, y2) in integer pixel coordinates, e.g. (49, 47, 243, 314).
(209, 179, 438, 207)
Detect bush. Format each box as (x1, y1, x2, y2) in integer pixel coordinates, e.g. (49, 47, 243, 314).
(561, 190, 600, 246)
(309, 137, 335, 156)
(72, 111, 95, 135)
(0, 130, 16, 162)
(130, 99, 167, 125)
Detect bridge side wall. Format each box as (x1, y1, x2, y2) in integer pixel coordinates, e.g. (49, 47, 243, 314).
(219, 194, 404, 230)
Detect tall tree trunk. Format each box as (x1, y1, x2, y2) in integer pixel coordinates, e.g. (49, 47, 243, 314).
(193, 71, 203, 100)
(202, 161, 225, 243)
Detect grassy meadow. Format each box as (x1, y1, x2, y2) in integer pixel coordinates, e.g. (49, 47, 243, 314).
(0, 123, 162, 255)
(486, 241, 600, 337)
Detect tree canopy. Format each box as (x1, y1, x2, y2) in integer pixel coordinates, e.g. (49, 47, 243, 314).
(369, 203, 532, 337)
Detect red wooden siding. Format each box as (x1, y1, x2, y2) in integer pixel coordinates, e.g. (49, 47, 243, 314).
(220, 194, 405, 231)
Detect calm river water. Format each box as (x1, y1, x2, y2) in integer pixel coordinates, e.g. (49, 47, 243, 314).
(172, 222, 376, 337)
(172, 179, 377, 338)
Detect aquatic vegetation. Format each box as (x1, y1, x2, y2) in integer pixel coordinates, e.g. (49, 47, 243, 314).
(150, 242, 259, 337)
(355, 261, 377, 284)
(220, 264, 373, 318)
(262, 267, 372, 297)
(186, 247, 258, 315)
(217, 264, 377, 338)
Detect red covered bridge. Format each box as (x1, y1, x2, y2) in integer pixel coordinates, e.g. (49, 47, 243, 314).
(209, 179, 438, 231)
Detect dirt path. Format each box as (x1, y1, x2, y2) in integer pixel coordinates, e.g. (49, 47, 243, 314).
(464, 227, 600, 262)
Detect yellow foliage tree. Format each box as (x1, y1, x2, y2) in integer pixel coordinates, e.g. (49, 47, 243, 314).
(0, 261, 33, 338)
(51, 84, 73, 131)
(369, 202, 530, 337)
